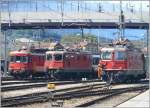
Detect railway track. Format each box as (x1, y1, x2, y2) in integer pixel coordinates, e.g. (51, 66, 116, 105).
(1, 79, 53, 85)
(1, 83, 148, 107)
(2, 83, 106, 107)
(2, 80, 33, 85)
(76, 85, 148, 107)
(1, 82, 47, 92)
(1, 76, 15, 81)
(1, 79, 102, 92)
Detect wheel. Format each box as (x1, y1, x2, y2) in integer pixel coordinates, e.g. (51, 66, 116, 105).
(114, 73, 125, 83)
(107, 72, 113, 84)
(48, 70, 57, 81)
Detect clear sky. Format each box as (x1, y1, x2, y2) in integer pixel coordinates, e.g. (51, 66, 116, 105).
(2, 0, 149, 12)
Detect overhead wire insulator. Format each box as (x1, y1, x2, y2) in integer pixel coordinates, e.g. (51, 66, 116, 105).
(98, 3, 102, 12)
(120, 11, 125, 23)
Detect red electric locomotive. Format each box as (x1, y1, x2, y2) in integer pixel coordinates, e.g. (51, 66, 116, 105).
(98, 39, 146, 83)
(9, 47, 48, 78)
(45, 50, 97, 80)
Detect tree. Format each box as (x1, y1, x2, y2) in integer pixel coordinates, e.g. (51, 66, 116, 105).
(61, 33, 97, 44)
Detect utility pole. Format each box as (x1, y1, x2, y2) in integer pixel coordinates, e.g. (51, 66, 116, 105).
(81, 27, 84, 42)
(61, 0, 64, 26)
(4, 31, 7, 76)
(148, 0, 150, 79)
(140, 1, 143, 21)
(0, 0, 7, 76)
(119, 0, 125, 40)
(97, 29, 100, 52)
(78, 0, 79, 12)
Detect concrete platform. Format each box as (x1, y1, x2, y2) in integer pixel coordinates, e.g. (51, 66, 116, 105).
(117, 90, 149, 107)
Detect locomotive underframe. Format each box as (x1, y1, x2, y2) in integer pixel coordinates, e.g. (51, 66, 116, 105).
(9, 69, 31, 78)
(47, 69, 97, 80)
(102, 69, 146, 83)
(9, 69, 48, 79)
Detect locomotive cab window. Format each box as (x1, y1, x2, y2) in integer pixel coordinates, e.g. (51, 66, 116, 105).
(92, 57, 100, 65)
(16, 56, 21, 62)
(12, 56, 29, 63)
(101, 51, 112, 60)
(22, 56, 28, 63)
(54, 54, 63, 61)
(115, 51, 127, 60)
(47, 54, 52, 61)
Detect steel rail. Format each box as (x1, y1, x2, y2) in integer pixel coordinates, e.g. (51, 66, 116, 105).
(2, 84, 148, 107)
(1, 83, 106, 107)
(1, 79, 102, 92)
(76, 86, 148, 107)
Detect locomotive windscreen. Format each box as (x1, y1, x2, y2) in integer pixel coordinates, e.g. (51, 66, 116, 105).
(54, 54, 63, 61)
(46, 53, 63, 61)
(101, 51, 112, 60)
(47, 54, 52, 61)
(115, 51, 127, 60)
(10, 56, 30, 63)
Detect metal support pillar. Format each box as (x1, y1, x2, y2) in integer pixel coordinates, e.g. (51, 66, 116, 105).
(78, 0, 80, 12)
(140, 1, 143, 21)
(97, 29, 100, 52)
(61, 0, 64, 26)
(81, 27, 84, 42)
(0, 0, 2, 76)
(119, 0, 124, 39)
(148, 1, 150, 79)
(4, 31, 7, 76)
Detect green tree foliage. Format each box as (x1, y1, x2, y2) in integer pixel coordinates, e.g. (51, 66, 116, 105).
(61, 33, 97, 44)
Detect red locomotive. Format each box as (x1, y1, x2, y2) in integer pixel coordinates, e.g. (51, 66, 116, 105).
(9, 46, 99, 80)
(98, 39, 146, 83)
(8, 47, 48, 78)
(45, 50, 97, 80)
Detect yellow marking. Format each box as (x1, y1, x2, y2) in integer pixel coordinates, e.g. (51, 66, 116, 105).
(47, 83, 56, 89)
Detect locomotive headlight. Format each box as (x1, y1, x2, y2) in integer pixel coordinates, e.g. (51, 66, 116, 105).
(8, 68, 13, 71)
(8, 68, 12, 70)
(119, 67, 123, 69)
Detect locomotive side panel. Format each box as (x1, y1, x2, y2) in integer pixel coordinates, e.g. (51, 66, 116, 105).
(31, 54, 46, 73)
(64, 53, 92, 72)
(127, 52, 145, 77)
(45, 51, 94, 79)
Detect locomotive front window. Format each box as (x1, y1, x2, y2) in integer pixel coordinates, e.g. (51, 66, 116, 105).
(54, 54, 62, 61)
(16, 56, 21, 62)
(22, 56, 28, 62)
(47, 54, 52, 61)
(93, 57, 100, 65)
(101, 51, 112, 60)
(115, 51, 127, 60)
(17, 56, 28, 62)
(12, 56, 29, 63)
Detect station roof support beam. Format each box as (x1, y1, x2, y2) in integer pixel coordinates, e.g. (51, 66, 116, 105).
(1, 22, 149, 30)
